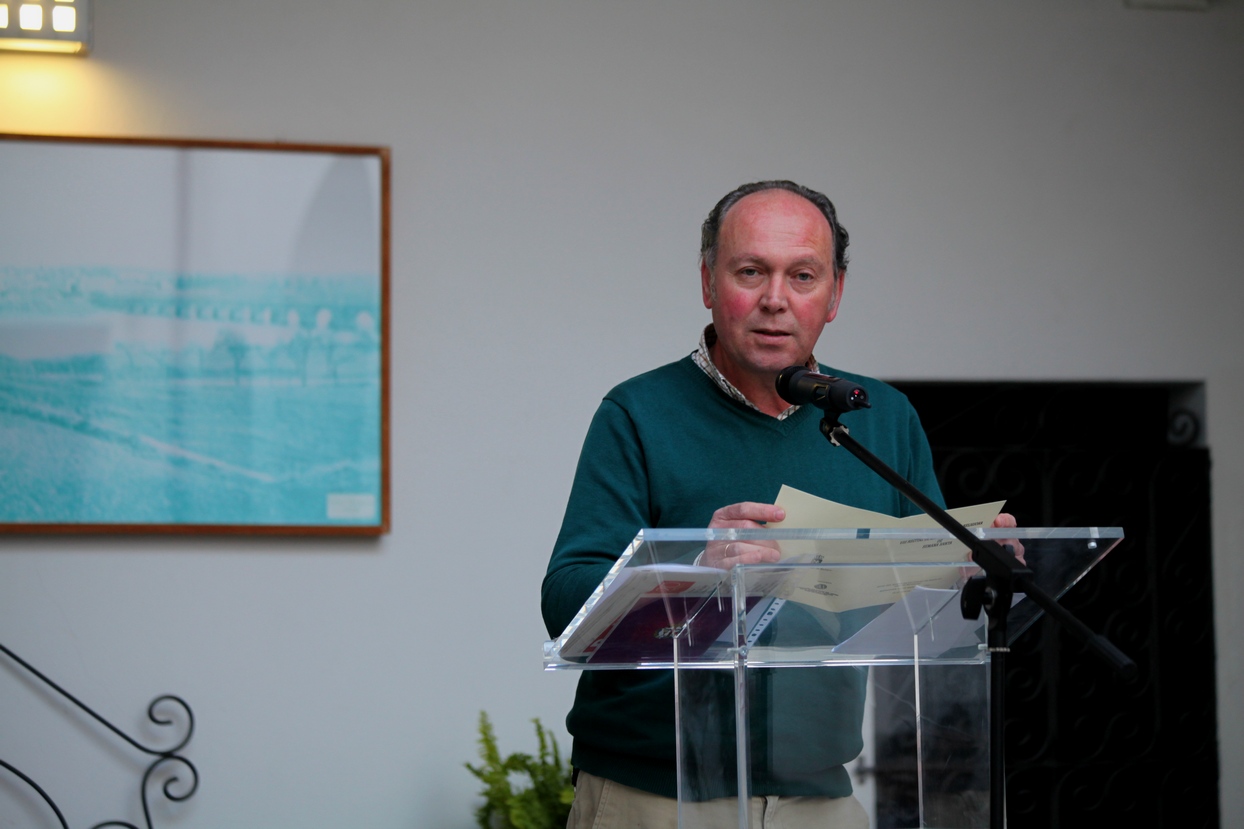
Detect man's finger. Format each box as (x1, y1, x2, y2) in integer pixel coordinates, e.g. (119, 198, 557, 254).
(710, 502, 786, 526)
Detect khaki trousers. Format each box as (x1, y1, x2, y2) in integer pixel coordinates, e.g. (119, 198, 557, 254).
(567, 770, 869, 829)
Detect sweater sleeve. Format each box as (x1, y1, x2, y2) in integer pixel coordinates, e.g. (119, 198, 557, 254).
(900, 398, 945, 516)
(541, 397, 652, 638)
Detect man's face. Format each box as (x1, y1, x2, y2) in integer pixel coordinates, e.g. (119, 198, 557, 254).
(700, 189, 844, 395)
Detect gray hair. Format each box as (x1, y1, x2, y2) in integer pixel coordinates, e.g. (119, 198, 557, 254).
(700, 180, 849, 277)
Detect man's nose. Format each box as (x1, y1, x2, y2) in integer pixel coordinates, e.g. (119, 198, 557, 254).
(759, 276, 789, 311)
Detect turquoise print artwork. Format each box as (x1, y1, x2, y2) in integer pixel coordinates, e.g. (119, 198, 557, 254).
(0, 141, 385, 528)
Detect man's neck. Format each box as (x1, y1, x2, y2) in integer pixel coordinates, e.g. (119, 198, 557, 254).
(707, 343, 795, 418)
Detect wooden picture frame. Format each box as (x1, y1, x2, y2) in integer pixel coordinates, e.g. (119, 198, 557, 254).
(0, 134, 390, 535)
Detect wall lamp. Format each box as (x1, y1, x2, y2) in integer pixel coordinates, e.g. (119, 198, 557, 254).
(0, 0, 91, 55)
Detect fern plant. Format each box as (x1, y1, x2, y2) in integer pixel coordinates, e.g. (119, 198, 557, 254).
(465, 711, 574, 829)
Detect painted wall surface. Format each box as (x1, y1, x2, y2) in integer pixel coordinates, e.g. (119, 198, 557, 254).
(2, 1, 1241, 826)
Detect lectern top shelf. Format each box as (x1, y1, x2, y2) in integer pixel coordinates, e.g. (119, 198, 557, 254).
(544, 527, 1124, 671)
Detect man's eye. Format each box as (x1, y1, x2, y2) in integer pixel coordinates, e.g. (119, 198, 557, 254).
(740, 268, 761, 277)
(793, 272, 815, 282)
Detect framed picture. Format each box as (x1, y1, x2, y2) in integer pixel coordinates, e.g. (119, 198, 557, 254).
(0, 134, 390, 535)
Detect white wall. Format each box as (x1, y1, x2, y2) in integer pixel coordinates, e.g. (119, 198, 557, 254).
(2, 1, 1241, 826)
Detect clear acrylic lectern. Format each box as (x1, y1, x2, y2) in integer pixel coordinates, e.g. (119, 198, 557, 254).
(544, 526, 1123, 829)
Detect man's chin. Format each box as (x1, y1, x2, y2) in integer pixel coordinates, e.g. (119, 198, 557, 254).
(749, 348, 807, 374)
(747, 359, 805, 382)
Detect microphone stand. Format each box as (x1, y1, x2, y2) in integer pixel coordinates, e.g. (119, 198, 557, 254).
(812, 409, 1136, 829)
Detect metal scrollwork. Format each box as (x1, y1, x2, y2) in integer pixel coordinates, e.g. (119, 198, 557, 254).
(0, 641, 197, 829)
(1167, 407, 1200, 447)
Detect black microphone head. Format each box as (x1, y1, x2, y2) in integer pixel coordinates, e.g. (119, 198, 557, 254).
(775, 365, 871, 412)
(775, 365, 808, 405)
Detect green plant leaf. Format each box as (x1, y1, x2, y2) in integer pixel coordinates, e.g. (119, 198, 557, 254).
(466, 711, 573, 829)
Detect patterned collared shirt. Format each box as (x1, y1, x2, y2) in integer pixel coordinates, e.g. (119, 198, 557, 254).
(691, 324, 818, 421)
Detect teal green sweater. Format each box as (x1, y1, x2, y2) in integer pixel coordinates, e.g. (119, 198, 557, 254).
(542, 356, 943, 799)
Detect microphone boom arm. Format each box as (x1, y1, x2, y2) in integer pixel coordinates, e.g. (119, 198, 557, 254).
(812, 408, 1135, 829)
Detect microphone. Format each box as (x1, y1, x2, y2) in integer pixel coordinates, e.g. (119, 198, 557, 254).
(776, 366, 870, 413)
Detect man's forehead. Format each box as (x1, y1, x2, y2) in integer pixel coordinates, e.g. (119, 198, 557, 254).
(720, 190, 835, 252)
(727, 188, 824, 217)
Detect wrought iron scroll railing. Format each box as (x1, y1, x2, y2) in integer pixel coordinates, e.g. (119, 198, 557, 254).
(0, 640, 197, 829)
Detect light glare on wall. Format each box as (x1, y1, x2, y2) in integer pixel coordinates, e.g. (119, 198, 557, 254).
(0, 0, 91, 54)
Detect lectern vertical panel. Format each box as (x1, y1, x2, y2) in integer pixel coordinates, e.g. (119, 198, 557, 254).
(543, 528, 1124, 829)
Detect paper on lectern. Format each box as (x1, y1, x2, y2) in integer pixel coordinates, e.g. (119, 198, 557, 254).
(765, 486, 1005, 613)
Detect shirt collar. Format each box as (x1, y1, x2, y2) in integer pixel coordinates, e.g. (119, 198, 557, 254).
(691, 324, 818, 421)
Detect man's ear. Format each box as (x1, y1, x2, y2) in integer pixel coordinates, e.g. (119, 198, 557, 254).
(701, 260, 714, 309)
(825, 273, 845, 323)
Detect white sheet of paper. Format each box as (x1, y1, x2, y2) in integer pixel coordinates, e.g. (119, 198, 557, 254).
(765, 486, 1007, 613)
(772, 484, 1005, 534)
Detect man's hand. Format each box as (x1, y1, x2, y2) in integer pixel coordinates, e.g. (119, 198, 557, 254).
(698, 502, 785, 569)
(991, 512, 1026, 565)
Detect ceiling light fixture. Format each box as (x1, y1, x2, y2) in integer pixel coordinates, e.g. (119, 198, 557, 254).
(0, 0, 92, 55)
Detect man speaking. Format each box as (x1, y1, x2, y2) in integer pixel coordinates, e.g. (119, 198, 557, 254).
(542, 180, 1013, 828)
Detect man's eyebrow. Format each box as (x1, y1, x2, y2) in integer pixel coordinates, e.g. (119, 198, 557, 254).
(785, 256, 829, 271)
(724, 253, 828, 270)
(719, 254, 763, 271)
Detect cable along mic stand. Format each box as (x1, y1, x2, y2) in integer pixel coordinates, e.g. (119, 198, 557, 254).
(809, 405, 1136, 829)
